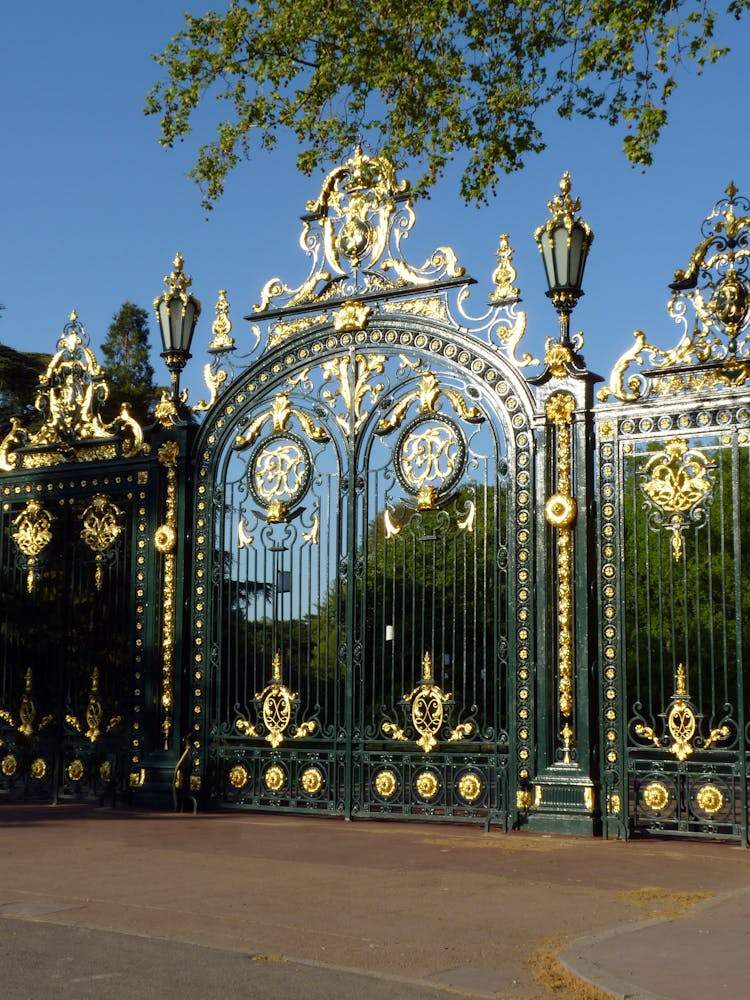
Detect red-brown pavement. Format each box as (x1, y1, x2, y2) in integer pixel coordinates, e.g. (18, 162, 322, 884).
(1, 804, 749, 999)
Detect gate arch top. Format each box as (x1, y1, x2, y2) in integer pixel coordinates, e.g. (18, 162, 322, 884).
(193, 147, 541, 454)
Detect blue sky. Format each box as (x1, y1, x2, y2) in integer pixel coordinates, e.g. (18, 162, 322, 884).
(1, 3, 749, 402)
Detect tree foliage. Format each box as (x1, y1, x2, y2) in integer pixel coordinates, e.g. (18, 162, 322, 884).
(0, 342, 51, 434)
(145, 0, 748, 209)
(100, 302, 157, 424)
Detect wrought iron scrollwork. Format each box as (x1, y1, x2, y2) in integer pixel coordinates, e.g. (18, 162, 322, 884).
(381, 651, 475, 753)
(234, 652, 318, 748)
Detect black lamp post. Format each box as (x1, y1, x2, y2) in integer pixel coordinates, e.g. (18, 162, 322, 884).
(154, 252, 201, 405)
(534, 172, 593, 346)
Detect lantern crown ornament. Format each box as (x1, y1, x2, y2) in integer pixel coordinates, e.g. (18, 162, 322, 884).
(154, 252, 201, 408)
(534, 172, 594, 345)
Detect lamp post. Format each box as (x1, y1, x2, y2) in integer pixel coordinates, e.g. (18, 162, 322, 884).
(154, 252, 201, 407)
(534, 172, 593, 347)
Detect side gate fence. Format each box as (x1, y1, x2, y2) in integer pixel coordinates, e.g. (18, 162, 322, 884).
(1, 155, 748, 844)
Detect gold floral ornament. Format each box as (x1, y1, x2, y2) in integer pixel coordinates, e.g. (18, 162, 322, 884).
(80, 494, 124, 590)
(634, 664, 731, 761)
(65, 668, 123, 744)
(252, 148, 465, 329)
(0, 668, 54, 736)
(381, 651, 473, 753)
(0, 311, 145, 472)
(545, 394, 576, 726)
(12, 499, 54, 593)
(235, 652, 317, 748)
(640, 438, 715, 562)
(194, 289, 237, 412)
(157, 441, 180, 749)
(599, 183, 750, 402)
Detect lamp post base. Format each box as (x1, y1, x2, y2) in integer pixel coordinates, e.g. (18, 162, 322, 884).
(526, 764, 600, 836)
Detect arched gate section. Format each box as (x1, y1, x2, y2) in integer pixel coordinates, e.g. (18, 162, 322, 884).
(187, 153, 539, 825)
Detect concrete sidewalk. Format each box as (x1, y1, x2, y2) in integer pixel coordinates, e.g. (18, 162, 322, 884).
(1, 804, 749, 999)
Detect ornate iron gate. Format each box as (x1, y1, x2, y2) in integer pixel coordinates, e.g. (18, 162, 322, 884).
(597, 185, 750, 842)
(0, 315, 164, 803)
(188, 153, 541, 825)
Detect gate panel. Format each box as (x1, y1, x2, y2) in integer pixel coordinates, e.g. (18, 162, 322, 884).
(204, 384, 347, 812)
(354, 361, 513, 822)
(597, 185, 750, 842)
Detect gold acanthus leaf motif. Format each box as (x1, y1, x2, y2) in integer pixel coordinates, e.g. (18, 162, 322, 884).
(489, 233, 520, 303)
(0, 316, 145, 470)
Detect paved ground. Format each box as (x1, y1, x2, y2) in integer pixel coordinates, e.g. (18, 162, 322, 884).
(1, 804, 749, 999)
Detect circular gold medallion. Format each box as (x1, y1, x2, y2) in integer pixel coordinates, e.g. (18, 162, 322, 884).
(415, 770, 439, 801)
(264, 764, 285, 793)
(300, 766, 323, 795)
(1, 754, 17, 777)
(229, 764, 249, 789)
(457, 772, 482, 803)
(374, 769, 398, 799)
(67, 759, 85, 783)
(642, 781, 670, 812)
(30, 757, 47, 780)
(695, 783, 724, 815)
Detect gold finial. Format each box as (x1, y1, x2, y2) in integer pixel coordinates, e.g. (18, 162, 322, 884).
(272, 651, 282, 683)
(726, 180, 738, 200)
(676, 663, 687, 696)
(546, 170, 582, 223)
(489, 233, 520, 303)
(24, 667, 32, 691)
(91, 667, 100, 692)
(162, 251, 193, 298)
(208, 289, 235, 351)
(69, 309, 78, 322)
(422, 651, 432, 680)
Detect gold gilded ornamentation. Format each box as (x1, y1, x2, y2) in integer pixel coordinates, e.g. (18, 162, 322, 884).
(457, 501, 476, 533)
(321, 354, 385, 436)
(99, 761, 112, 783)
(1, 754, 17, 777)
(600, 185, 750, 402)
(0, 312, 145, 471)
(12, 500, 54, 592)
(635, 664, 731, 761)
(640, 439, 715, 562)
(67, 759, 85, 782)
(489, 233, 520, 303)
(30, 758, 47, 780)
(332, 301, 373, 332)
(302, 515, 320, 545)
(65, 668, 121, 743)
(234, 392, 328, 450)
(80, 494, 124, 590)
(189, 775, 202, 791)
(695, 784, 725, 815)
(208, 289, 235, 352)
(516, 789, 532, 810)
(268, 313, 328, 350)
(157, 441, 179, 749)
(546, 394, 576, 725)
(642, 781, 670, 811)
(607, 793, 621, 815)
(415, 770, 439, 801)
(300, 767, 324, 795)
(383, 509, 401, 539)
(237, 519, 254, 549)
(264, 764, 285, 792)
(374, 769, 398, 798)
(253, 148, 465, 320)
(130, 769, 146, 788)
(400, 425, 460, 498)
(584, 786, 595, 812)
(457, 773, 483, 803)
(382, 296, 449, 323)
(229, 764, 249, 789)
(236, 652, 317, 747)
(376, 371, 482, 436)
(382, 651, 472, 752)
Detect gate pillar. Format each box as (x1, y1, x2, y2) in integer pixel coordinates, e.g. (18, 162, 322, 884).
(527, 347, 602, 833)
(528, 348, 601, 834)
